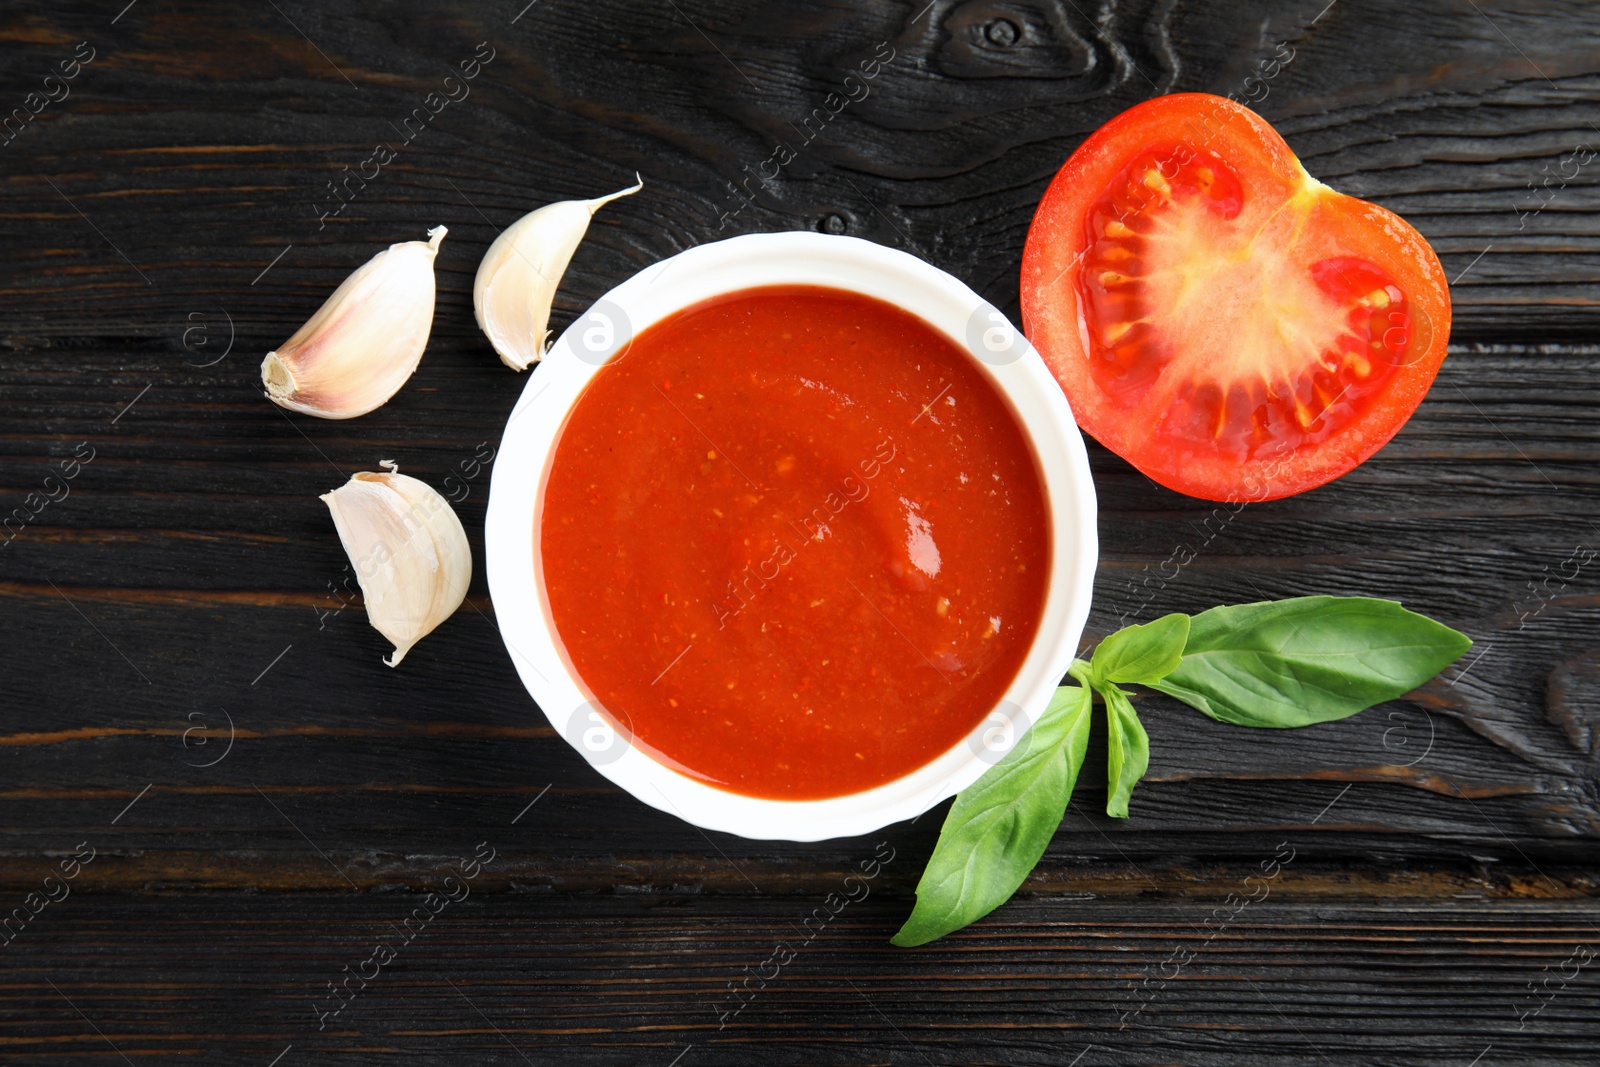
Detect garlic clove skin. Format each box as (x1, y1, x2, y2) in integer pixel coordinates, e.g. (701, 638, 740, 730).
(322, 460, 471, 667)
(263, 226, 447, 419)
(473, 176, 642, 371)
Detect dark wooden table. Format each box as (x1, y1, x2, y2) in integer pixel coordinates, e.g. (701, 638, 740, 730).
(3, 0, 1598, 1063)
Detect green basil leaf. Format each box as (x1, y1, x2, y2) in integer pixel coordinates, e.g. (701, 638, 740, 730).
(1089, 613, 1190, 686)
(1149, 596, 1472, 728)
(1101, 683, 1149, 818)
(891, 684, 1092, 947)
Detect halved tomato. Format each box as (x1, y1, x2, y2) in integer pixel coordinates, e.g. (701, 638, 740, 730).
(1021, 93, 1451, 501)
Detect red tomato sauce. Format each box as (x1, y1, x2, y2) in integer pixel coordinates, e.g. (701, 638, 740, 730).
(540, 285, 1050, 800)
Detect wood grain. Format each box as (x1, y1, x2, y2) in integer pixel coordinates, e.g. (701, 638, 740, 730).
(1, 0, 1598, 1060)
(2, 894, 1598, 1065)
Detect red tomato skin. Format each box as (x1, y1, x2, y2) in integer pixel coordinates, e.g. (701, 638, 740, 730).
(1021, 93, 1452, 502)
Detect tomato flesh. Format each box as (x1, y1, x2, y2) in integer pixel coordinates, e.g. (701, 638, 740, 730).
(1022, 94, 1450, 500)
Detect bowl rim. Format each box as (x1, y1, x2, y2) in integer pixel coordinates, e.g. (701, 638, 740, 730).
(485, 231, 1098, 842)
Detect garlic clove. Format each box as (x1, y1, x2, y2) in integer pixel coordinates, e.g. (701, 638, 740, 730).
(322, 460, 470, 667)
(473, 175, 642, 371)
(263, 226, 447, 419)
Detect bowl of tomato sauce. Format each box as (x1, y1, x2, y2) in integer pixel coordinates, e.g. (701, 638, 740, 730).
(486, 231, 1097, 841)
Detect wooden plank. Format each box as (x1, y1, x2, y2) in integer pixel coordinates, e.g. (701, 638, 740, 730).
(0, 893, 1596, 1065)
(0, 0, 1596, 342)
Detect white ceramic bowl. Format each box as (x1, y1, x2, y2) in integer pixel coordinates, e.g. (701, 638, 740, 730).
(485, 231, 1097, 842)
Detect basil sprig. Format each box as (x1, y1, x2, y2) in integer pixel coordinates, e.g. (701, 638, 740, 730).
(893, 596, 1470, 948)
